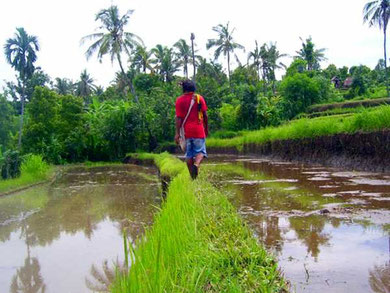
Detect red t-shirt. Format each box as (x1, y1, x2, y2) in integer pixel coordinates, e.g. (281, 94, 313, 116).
(175, 92, 207, 138)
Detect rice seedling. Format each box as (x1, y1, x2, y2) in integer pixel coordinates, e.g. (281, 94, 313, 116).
(112, 153, 287, 292)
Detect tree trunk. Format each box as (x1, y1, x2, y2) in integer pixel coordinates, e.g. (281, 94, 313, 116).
(262, 66, 267, 95)
(17, 81, 26, 151)
(227, 51, 231, 82)
(191, 37, 196, 81)
(384, 25, 389, 96)
(117, 53, 138, 102)
(184, 62, 188, 79)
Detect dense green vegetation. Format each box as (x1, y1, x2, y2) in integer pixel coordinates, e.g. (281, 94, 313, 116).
(113, 153, 287, 292)
(1, 2, 389, 174)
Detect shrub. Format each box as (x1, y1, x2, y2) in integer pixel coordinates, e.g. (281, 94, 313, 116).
(210, 130, 240, 139)
(20, 154, 49, 179)
(0, 150, 21, 179)
(280, 73, 322, 119)
(220, 103, 239, 131)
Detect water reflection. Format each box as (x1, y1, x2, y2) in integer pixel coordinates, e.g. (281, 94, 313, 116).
(289, 215, 330, 260)
(0, 165, 160, 293)
(85, 259, 126, 293)
(369, 260, 390, 293)
(206, 156, 390, 293)
(10, 256, 45, 293)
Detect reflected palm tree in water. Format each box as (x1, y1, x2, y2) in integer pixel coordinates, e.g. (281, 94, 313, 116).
(254, 216, 284, 254)
(86, 260, 127, 292)
(369, 262, 390, 293)
(10, 256, 45, 293)
(289, 215, 330, 259)
(10, 215, 46, 293)
(369, 236, 390, 293)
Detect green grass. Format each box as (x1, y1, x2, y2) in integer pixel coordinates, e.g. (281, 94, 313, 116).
(83, 161, 123, 167)
(0, 154, 55, 195)
(298, 105, 379, 119)
(112, 153, 287, 292)
(207, 105, 390, 150)
(308, 97, 390, 113)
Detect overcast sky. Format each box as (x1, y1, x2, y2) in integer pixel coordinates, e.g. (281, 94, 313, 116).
(0, 0, 384, 89)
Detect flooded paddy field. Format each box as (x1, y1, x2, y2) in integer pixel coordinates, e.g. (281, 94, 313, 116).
(0, 164, 160, 293)
(206, 155, 390, 293)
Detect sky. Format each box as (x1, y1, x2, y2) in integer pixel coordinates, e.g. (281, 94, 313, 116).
(0, 0, 385, 90)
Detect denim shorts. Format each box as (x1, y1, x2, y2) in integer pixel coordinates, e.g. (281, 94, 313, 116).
(185, 138, 207, 159)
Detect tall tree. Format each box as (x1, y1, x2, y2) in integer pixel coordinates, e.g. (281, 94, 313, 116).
(247, 41, 262, 81)
(296, 36, 326, 71)
(54, 77, 75, 95)
(151, 45, 179, 82)
(206, 22, 245, 80)
(266, 42, 287, 93)
(151, 44, 166, 77)
(173, 39, 191, 78)
(4, 27, 39, 150)
(0, 95, 14, 150)
(250, 42, 286, 93)
(132, 45, 153, 73)
(363, 0, 390, 96)
(81, 5, 143, 99)
(76, 70, 96, 104)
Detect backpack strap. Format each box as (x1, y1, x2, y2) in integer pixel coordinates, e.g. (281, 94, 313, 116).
(181, 96, 195, 129)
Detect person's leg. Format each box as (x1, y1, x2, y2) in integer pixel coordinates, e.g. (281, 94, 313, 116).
(191, 139, 207, 179)
(185, 139, 196, 179)
(186, 157, 194, 174)
(194, 153, 204, 168)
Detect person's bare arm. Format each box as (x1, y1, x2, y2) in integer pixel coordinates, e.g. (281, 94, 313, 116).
(174, 116, 183, 144)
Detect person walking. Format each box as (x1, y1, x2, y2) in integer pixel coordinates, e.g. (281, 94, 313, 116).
(174, 80, 208, 179)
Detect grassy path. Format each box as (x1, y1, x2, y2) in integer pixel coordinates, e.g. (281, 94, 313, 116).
(112, 153, 287, 292)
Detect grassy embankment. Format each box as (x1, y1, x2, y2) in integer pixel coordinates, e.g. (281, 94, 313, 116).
(207, 105, 390, 151)
(0, 155, 55, 195)
(307, 97, 390, 113)
(112, 153, 287, 292)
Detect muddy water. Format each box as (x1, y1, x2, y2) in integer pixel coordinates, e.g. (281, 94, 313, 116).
(0, 164, 160, 293)
(206, 156, 390, 293)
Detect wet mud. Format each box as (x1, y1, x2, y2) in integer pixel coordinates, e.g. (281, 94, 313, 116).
(207, 130, 390, 172)
(206, 155, 390, 293)
(0, 164, 161, 293)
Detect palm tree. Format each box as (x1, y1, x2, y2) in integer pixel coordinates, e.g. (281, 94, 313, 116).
(81, 5, 143, 98)
(76, 70, 96, 104)
(174, 39, 192, 78)
(206, 22, 245, 80)
(151, 44, 166, 77)
(248, 41, 262, 81)
(54, 77, 75, 95)
(161, 47, 179, 82)
(132, 45, 153, 73)
(151, 45, 179, 82)
(296, 36, 327, 71)
(250, 42, 286, 93)
(114, 71, 130, 96)
(266, 42, 287, 92)
(363, 0, 390, 96)
(4, 27, 39, 150)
